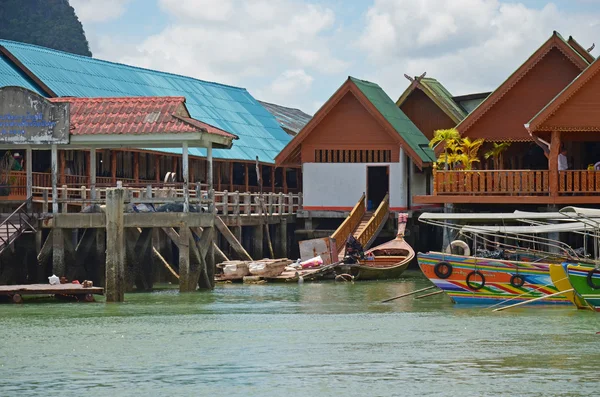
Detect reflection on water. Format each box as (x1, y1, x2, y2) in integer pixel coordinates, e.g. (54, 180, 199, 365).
(0, 270, 599, 397)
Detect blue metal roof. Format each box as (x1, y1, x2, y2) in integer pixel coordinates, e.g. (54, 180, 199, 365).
(0, 40, 290, 163)
(0, 51, 45, 95)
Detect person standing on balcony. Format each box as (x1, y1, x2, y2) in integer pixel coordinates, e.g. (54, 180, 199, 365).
(530, 134, 568, 170)
(558, 146, 568, 171)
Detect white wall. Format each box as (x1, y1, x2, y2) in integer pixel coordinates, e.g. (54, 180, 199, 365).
(304, 159, 430, 210)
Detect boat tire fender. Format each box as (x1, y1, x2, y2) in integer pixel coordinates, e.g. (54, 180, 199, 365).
(434, 262, 453, 279)
(586, 269, 600, 290)
(466, 271, 485, 290)
(445, 240, 471, 257)
(510, 274, 525, 288)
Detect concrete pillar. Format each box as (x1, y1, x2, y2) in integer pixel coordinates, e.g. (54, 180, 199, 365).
(96, 228, 106, 287)
(182, 142, 189, 213)
(399, 146, 407, 209)
(52, 228, 65, 276)
(90, 148, 96, 200)
(253, 224, 264, 259)
(105, 188, 125, 302)
(51, 144, 58, 213)
(278, 218, 288, 258)
(178, 226, 191, 292)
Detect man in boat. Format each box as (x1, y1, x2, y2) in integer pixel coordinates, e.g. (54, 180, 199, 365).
(344, 235, 364, 264)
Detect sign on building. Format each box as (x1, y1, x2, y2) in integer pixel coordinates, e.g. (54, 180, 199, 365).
(0, 86, 69, 144)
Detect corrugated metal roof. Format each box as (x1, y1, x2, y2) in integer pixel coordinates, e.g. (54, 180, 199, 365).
(258, 100, 312, 135)
(0, 52, 45, 95)
(350, 77, 436, 163)
(419, 78, 468, 122)
(0, 39, 289, 163)
(48, 96, 236, 138)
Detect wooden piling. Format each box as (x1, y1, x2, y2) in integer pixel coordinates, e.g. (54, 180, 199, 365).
(178, 225, 192, 292)
(105, 188, 125, 302)
(52, 228, 65, 276)
(253, 223, 264, 259)
(279, 218, 288, 258)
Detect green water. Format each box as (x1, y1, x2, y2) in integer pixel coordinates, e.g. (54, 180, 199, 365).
(1, 270, 599, 397)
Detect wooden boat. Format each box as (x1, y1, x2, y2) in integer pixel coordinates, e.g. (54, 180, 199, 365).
(549, 264, 589, 309)
(566, 264, 600, 311)
(335, 214, 414, 280)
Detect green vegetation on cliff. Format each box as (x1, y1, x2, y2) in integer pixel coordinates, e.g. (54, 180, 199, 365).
(0, 0, 91, 56)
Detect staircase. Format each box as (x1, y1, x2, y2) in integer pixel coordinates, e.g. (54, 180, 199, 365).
(331, 194, 390, 259)
(353, 212, 373, 238)
(0, 197, 37, 255)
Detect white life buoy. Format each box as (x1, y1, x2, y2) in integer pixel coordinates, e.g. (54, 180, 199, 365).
(445, 240, 471, 256)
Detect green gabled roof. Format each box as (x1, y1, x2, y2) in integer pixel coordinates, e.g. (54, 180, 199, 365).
(350, 77, 436, 163)
(419, 78, 468, 121)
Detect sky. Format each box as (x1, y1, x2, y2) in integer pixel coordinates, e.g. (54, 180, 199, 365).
(70, 0, 600, 114)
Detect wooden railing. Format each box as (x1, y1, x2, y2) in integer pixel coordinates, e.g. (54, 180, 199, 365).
(331, 193, 366, 255)
(356, 194, 389, 249)
(558, 170, 600, 195)
(434, 170, 550, 196)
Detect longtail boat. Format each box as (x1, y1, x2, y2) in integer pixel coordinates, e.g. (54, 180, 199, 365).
(549, 264, 589, 309)
(415, 212, 597, 306)
(336, 214, 414, 280)
(566, 264, 600, 311)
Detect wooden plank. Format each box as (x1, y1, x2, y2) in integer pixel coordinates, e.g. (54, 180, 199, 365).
(507, 171, 514, 194)
(214, 215, 252, 261)
(0, 284, 103, 295)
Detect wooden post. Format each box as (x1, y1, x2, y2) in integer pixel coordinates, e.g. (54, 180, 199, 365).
(155, 155, 160, 182)
(52, 228, 65, 276)
(233, 192, 240, 216)
(51, 144, 58, 213)
(271, 166, 275, 193)
(26, 147, 32, 207)
(287, 193, 293, 214)
(217, 161, 222, 191)
(279, 217, 288, 258)
(283, 167, 288, 193)
(244, 193, 251, 216)
(133, 152, 140, 183)
(59, 149, 66, 185)
(245, 163, 249, 192)
(550, 130, 561, 198)
(178, 225, 191, 292)
(229, 162, 234, 192)
(105, 188, 125, 302)
(81, 185, 87, 206)
(90, 148, 97, 200)
(42, 189, 48, 214)
(278, 192, 284, 215)
(223, 190, 229, 216)
(254, 223, 264, 259)
(111, 150, 117, 184)
(207, 142, 213, 212)
(182, 142, 189, 213)
(61, 185, 68, 213)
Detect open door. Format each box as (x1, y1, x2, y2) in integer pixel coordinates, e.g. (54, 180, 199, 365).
(367, 166, 389, 210)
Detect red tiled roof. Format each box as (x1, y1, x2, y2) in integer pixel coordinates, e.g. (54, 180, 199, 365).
(48, 96, 237, 138)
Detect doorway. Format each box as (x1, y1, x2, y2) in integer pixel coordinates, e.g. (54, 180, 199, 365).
(367, 166, 389, 211)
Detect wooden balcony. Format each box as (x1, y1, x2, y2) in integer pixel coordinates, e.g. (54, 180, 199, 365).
(414, 169, 600, 205)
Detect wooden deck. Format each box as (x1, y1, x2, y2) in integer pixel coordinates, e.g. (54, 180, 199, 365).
(414, 169, 600, 205)
(0, 284, 104, 303)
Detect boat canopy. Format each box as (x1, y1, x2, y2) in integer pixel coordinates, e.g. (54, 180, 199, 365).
(461, 222, 597, 235)
(560, 207, 600, 218)
(418, 211, 580, 222)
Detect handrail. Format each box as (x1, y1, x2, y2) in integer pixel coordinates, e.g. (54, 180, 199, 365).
(0, 196, 35, 249)
(356, 194, 389, 249)
(331, 193, 366, 254)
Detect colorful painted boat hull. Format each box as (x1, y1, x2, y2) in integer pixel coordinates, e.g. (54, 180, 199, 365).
(418, 252, 569, 305)
(548, 264, 588, 309)
(566, 264, 600, 311)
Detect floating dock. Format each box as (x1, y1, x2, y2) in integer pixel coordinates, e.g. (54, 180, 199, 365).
(0, 284, 104, 303)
